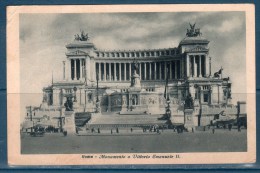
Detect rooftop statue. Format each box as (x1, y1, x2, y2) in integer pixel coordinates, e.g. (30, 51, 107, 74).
(186, 23, 202, 37)
(74, 30, 90, 41)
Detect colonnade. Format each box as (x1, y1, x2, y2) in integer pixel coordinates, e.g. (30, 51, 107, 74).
(70, 59, 86, 80)
(95, 61, 181, 81)
(186, 55, 206, 77)
(96, 49, 178, 58)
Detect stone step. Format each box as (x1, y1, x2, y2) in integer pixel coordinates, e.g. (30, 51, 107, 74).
(88, 114, 166, 126)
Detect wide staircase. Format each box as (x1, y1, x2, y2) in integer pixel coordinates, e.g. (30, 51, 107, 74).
(74, 112, 92, 127)
(86, 114, 167, 129)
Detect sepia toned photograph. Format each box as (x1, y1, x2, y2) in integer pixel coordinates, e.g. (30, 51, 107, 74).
(7, 4, 255, 165)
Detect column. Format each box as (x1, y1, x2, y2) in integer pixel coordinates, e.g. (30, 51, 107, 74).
(181, 59, 185, 78)
(144, 62, 147, 80)
(205, 55, 209, 77)
(70, 59, 73, 80)
(199, 56, 202, 77)
(119, 63, 122, 81)
(175, 61, 177, 79)
(79, 59, 82, 80)
(74, 59, 77, 80)
(85, 57, 90, 83)
(149, 62, 152, 80)
(139, 63, 142, 80)
(124, 63, 126, 81)
(98, 63, 101, 81)
(186, 55, 189, 78)
(82, 59, 85, 79)
(104, 63, 106, 81)
(194, 56, 197, 77)
(193, 55, 195, 77)
(164, 61, 167, 80)
(159, 62, 162, 80)
(154, 62, 157, 80)
(204, 56, 207, 77)
(114, 63, 116, 81)
(169, 61, 172, 80)
(129, 63, 131, 80)
(109, 63, 111, 81)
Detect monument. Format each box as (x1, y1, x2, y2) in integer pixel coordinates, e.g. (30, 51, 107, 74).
(23, 24, 244, 131)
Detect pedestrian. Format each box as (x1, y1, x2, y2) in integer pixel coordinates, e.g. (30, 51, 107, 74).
(238, 125, 241, 132)
(212, 128, 215, 134)
(228, 124, 232, 131)
(131, 128, 133, 132)
(116, 128, 119, 133)
(111, 129, 113, 134)
(98, 128, 100, 133)
(192, 128, 194, 133)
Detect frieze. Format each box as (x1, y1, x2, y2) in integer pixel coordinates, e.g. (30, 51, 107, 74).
(66, 50, 88, 56)
(185, 46, 208, 53)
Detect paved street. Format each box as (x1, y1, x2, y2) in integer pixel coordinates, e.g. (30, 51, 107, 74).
(21, 129, 247, 154)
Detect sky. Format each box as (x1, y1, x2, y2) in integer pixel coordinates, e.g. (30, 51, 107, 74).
(19, 12, 246, 112)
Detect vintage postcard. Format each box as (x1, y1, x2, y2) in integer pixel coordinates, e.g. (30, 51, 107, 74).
(7, 4, 255, 165)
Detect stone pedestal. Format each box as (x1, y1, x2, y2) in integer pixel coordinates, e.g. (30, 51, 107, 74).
(184, 109, 195, 132)
(63, 111, 76, 135)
